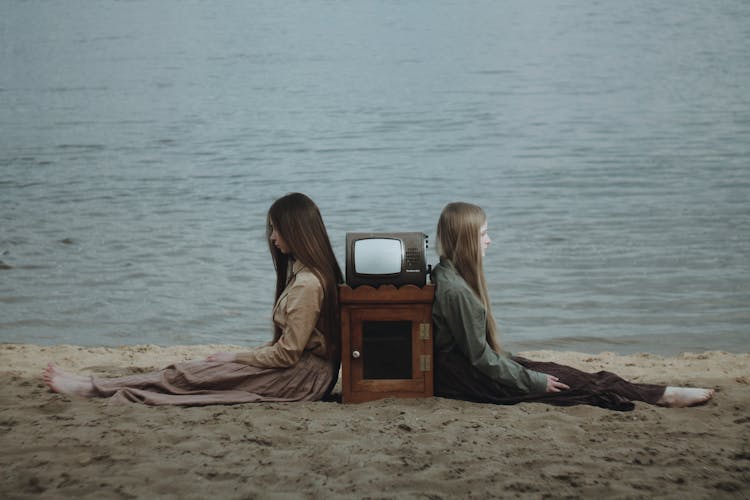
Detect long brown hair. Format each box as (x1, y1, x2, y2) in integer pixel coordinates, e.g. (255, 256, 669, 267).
(436, 202, 502, 353)
(267, 193, 343, 361)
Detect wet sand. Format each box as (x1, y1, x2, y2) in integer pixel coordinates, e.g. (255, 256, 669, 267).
(1, 344, 748, 499)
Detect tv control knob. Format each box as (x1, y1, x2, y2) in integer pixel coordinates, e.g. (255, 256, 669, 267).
(352, 350, 361, 359)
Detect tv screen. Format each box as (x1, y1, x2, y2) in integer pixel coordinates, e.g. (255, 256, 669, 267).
(353, 238, 402, 275)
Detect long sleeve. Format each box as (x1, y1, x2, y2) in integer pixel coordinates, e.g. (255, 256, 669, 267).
(436, 282, 548, 395)
(234, 269, 324, 368)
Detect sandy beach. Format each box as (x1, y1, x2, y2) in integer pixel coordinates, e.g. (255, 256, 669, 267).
(1, 344, 748, 499)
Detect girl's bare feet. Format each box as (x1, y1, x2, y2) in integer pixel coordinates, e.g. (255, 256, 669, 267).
(657, 386, 715, 407)
(43, 363, 96, 398)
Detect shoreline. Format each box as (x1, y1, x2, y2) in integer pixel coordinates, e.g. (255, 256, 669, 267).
(5, 327, 746, 359)
(1, 344, 749, 498)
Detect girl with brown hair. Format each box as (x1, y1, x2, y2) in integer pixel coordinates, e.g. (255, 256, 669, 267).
(432, 202, 714, 411)
(43, 193, 343, 405)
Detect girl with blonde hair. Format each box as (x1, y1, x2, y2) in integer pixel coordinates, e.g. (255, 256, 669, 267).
(432, 202, 714, 410)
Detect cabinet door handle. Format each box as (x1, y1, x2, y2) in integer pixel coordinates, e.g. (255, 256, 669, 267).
(352, 350, 361, 359)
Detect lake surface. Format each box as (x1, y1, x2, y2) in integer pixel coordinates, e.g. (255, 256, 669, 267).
(1, 0, 748, 355)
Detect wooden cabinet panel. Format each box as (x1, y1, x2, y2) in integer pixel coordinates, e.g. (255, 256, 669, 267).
(340, 285, 434, 403)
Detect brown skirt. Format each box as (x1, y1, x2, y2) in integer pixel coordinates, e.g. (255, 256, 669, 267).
(91, 352, 335, 406)
(435, 351, 665, 412)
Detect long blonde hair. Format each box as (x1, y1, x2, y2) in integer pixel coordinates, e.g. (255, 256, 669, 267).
(436, 202, 502, 353)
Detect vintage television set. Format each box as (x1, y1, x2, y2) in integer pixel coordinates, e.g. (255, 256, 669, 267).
(345, 232, 429, 288)
(340, 231, 434, 403)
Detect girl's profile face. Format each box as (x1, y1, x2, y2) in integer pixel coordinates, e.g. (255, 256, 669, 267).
(269, 221, 290, 254)
(479, 221, 491, 257)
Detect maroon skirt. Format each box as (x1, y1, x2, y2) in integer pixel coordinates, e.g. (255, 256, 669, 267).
(435, 351, 665, 411)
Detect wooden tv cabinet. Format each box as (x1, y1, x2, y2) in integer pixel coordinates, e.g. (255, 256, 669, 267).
(339, 284, 435, 403)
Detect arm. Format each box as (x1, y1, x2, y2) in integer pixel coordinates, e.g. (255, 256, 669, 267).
(232, 272, 324, 368)
(205, 337, 274, 363)
(442, 288, 549, 394)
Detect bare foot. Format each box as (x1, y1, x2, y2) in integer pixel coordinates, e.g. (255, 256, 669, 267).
(657, 386, 715, 407)
(43, 363, 96, 397)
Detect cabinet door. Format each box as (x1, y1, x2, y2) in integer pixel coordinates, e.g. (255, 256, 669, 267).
(348, 306, 428, 394)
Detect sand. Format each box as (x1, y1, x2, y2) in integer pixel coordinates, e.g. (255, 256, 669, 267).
(1, 344, 748, 499)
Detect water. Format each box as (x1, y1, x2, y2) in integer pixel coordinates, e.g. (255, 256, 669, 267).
(1, 0, 748, 355)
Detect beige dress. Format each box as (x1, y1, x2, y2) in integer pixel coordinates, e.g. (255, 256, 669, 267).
(92, 261, 335, 405)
